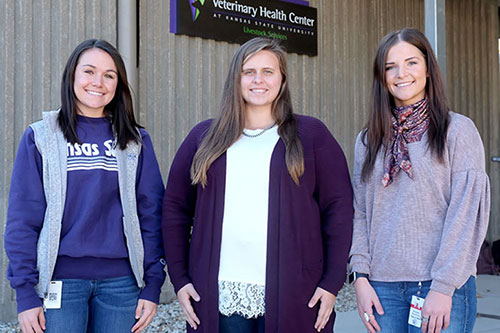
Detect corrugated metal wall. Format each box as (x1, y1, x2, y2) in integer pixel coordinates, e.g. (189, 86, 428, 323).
(446, 0, 500, 241)
(1, 0, 498, 322)
(0, 0, 117, 321)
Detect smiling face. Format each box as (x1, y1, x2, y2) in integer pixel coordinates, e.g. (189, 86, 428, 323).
(73, 48, 118, 117)
(385, 41, 427, 107)
(240, 50, 283, 114)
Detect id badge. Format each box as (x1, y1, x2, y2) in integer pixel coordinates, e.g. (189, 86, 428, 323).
(43, 281, 62, 310)
(408, 295, 425, 328)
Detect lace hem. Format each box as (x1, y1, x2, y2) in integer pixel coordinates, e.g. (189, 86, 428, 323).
(218, 280, 265, 319)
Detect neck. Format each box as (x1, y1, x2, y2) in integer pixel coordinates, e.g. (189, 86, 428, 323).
(76, 105, 105, 118)
(244, 106, 275, 130)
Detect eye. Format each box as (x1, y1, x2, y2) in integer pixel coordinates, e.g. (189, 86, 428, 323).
(385, 65, 395, 71)
(264, 69, 274, 75)
(104, 73, 116, 80)
(84, 69, 94, 75)
(242, 69, 255, 76)
(408, 61, 418, 66)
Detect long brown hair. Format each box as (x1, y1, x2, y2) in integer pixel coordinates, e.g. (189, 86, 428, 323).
(361, 28, 449, 181)
(191, 37, 304, 187)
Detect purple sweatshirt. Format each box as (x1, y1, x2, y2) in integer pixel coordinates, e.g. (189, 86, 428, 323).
(5, 116, 166, 312)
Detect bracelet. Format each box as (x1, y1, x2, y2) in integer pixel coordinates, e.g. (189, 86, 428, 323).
(348, 272, 369, 284)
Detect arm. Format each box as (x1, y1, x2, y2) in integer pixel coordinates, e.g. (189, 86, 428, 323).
(162, 124, 207, 330)
(430, 118, 490, 296)
(348, 132, 371, 275)
(313, 121, 354, 295)
(131, 130, 172, 333)
(422, 117, 490, 332)
(4, 127, 46, 313)
(135, 130, 166, 304)
(308, 120, 353, 331)
(348, 133, 384, 332)
(161, 123, 206, 293)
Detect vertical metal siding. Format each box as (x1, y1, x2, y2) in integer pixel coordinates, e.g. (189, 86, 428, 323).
(447, 0, 500, 241)
(0, 0, 17, 321)
(0, 0, 117, 321)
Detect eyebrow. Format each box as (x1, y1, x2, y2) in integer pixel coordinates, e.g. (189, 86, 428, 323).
(81, 64, 118, 74)
(385, 56, 420, 65)
(242, 66, 275, 70)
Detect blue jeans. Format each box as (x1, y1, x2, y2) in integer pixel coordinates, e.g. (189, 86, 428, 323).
(370, 276, 476, 332)
(219, 313, 265, 333)
(44, 275, 140, 333)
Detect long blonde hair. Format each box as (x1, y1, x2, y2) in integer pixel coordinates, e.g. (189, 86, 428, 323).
(191, 37, 304, 187)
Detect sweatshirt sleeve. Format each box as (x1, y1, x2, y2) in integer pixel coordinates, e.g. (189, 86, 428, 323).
(430, 116, 490, 296)
(161, 122, 207, 293)
(349, 131, 372, 275)
(135, 130, 167, 303)
(312, 120, 354, 295)
(4, 127, 46, 313)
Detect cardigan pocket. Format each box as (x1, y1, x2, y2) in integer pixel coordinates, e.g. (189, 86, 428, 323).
(302, 258, 323, 271)
(300, 260, 324, 303)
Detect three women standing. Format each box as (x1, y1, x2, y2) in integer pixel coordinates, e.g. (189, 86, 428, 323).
(350, 28, 490, 333)
(162, 37, 354, 332)
(5, 29, 491, 333)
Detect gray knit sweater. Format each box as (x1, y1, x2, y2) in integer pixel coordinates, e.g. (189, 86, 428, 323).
(349, 112, 490, 296)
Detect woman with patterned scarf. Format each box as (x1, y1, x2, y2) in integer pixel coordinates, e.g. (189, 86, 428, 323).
(349, 28, 490, 333)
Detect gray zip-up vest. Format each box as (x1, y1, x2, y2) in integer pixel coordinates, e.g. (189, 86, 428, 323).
(30, 110, 145, 298)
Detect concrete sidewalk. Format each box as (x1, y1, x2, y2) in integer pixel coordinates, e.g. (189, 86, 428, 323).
(334, 275, 500, 332)
(475, 274, 500, 332)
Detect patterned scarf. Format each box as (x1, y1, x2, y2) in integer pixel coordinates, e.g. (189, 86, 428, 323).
(382, 97, 430, 187)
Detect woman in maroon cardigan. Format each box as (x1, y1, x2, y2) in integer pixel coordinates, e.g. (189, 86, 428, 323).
(162, 37, 353, 333)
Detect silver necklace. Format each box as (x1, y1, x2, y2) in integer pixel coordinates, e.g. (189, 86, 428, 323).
(242, 123, 276, 138)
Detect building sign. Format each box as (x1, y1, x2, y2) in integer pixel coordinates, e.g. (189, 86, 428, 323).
(170, 0, 318, 56)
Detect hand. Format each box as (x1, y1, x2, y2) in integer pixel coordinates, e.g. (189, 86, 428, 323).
(18, 306, 46, 333)
(421, 290, 452, 333)
(308, 287, 336, 332)
(131, 299, 158, 332)
(354, 278, 384, 333)
(177, 283, 201, 330)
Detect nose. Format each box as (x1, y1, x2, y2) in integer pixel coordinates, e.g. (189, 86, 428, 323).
(253, 72, 263, 83)
(92, 75, 103, 87)
(397, 66, 407, 78)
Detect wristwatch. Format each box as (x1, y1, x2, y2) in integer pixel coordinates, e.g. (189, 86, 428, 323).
(348, 272, 369, 284)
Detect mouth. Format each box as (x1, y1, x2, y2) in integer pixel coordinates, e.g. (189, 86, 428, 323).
(250, 88, 268, 94)
(395, 81, 414, 88)
(86, 90, 104, 96)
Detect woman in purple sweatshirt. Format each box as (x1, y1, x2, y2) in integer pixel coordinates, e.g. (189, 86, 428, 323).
(4, 39, 166, 333)
(162, 37, 353, 333)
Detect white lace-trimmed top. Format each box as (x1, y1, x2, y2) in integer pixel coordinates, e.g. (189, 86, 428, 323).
(218, 125, 279, 318)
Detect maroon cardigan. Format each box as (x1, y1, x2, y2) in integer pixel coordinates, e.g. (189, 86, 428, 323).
(162, 115, 353, 332)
